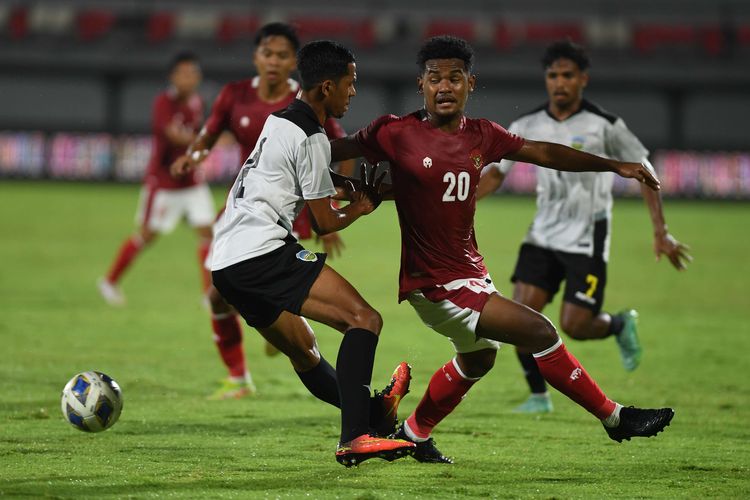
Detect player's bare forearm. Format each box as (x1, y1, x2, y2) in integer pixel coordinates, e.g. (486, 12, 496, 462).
(185, 127, 220, 162)
(507, 140, 660, 190)
(306, 197, 371, 235)
(477, 167, 505, 200)
(640, 182, 668, 236)
(330, 136, 363, 162)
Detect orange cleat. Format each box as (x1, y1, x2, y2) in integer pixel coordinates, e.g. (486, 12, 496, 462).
(335, 434, 416, 467)
(372, 362, 411, 436)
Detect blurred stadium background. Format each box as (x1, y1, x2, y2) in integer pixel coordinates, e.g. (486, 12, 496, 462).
(1, 0, 749, 198)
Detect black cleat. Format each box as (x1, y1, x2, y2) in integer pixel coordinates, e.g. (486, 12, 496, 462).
(604, 406, 675, 443)
(393, 423, 453, 464)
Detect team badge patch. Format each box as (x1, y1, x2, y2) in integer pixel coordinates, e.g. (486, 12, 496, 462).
(296, 250, 318, 262)
(571, 136, 585, 150)
(423, 157, 432, 168)
(469, 149, 483, 170)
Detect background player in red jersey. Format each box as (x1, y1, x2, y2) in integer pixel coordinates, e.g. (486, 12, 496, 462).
(98, 52, 213, 307)
(171, 23, 353, 399)
(331, 36, 674, 463)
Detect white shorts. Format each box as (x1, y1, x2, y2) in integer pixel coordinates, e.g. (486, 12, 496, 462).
(135, 184, 215, 233)
(406, 276, 503, 354)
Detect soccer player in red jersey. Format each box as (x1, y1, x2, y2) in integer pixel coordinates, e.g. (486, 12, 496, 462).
(331, 36, 674, 463)
(171, 23, 352, 399)
(98, 52, 213, 307)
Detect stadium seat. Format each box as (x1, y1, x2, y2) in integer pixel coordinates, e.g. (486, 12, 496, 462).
(216, 15, 259, 44)
(524, 22, 584, 44)
(147, 12, 174, 43)
(77, 10, 115, 41)
(424, 20, 475, 42)
(290, 17, 375, 48)
(633, 24, 697, 54)
(8, 6, 28, 40)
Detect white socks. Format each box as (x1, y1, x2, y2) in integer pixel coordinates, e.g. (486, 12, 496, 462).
(602, 403, 623, 428)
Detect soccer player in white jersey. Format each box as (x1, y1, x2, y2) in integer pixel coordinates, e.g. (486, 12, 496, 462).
(479, 40, 692, 413)
(209, 40, 415, 466)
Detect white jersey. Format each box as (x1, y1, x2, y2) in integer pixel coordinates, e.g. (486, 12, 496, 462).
(492, 100, 648, 261)
(211, 99, 337, 270)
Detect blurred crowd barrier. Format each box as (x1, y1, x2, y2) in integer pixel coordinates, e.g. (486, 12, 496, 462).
(1, 131, 748, 199)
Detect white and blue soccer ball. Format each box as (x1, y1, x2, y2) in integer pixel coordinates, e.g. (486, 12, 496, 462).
(61, 371, 123, 432)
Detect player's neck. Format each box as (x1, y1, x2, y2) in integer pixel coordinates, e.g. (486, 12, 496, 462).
(427, 111, 464, 133)
(548, 99, 582, 121)
(257, 80, 291, 103)
(299, 93, 327, 126)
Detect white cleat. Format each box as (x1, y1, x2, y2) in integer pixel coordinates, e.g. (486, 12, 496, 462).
(97, 278, 126, 306)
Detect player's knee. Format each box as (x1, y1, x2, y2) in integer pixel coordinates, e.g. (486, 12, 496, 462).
(560, 316, 588, 339)
(349, 305, 382, 334)
(532, 314, 559, 350)
(289, 347, 321, 372)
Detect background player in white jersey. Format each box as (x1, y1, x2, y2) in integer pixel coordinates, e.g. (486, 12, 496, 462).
(332, 36, 673, 464)
(210, 40, 415, 466)
(479, 40, 692, 414)
(98, 52, 214, 306)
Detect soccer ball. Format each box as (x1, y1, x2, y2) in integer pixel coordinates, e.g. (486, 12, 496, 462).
(61, 371, 123, 432)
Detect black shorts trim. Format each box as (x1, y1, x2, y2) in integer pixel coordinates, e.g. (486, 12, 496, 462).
(212, 242, 326, 328)
(511, 241, 608, 314)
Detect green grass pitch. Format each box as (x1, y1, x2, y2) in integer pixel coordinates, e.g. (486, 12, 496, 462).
(1, 181, 748, 498)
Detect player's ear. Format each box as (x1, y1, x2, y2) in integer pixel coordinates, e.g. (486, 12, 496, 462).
(416, 76, 424, 94)
(581, 71, 589, 89)
(468, 74, 476, 92)
(321, 79, 334, 97)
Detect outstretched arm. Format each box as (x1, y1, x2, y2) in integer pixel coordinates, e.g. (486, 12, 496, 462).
(170, 127, 221, 176)
(639, 167, 692, 270)
(506, 140, 661, 191)
(330, 136, 364, 162)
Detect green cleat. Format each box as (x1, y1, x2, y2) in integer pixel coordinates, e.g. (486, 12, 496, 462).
(512, 393, 553, 414)
(615, 309, 642, 372)
(208, 377, 257, 400)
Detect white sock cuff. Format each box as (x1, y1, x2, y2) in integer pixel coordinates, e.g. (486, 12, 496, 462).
(451, 358, 482, 381)
(212, 312, 234, 320)
(403, 420, 429, 443)
(532, 338, 563, 359)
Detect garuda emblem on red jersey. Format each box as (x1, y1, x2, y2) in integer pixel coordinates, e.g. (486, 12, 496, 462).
(469, 149, 483, 170)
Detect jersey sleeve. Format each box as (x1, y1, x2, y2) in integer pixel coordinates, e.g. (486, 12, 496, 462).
(484, 120, 525, 167)
(151, 94, 172, 138)
(297, 133, 337, 201)
(354, 114, 398, 164)
(203, 84, 234, 136)
(604, 118, 649, 162)
(323, 118, 347, 140)
(488, 119, 524, 175)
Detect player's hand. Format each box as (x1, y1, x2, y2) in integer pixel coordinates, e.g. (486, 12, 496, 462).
(654, 232, 692, 271)
(170, 154, 194, 177)
(317, 232, 345, 259)
(616, 161, 661, 191)
(358, 162, 386, 209)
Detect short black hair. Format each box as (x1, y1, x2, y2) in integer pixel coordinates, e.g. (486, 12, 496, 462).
(417, 35, 475, 73)
(297, 40, 355, 91)
(541, 40, 590, 71)
(254, 22, 300, 52)
(169, 51, 199, 73)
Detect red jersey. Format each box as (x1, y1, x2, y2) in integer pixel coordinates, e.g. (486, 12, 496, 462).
(146, 89, 204, 189)
(355, 110, 524, 300)
(204, 76, 345, 162)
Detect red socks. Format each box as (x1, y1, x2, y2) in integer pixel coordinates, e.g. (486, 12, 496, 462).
(197, 239, 212, 292)
(405, 359, 478, 440)
(211, 313, 246, 378)
(106, 236, 143, 283)
(534, 340, 616, 419)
